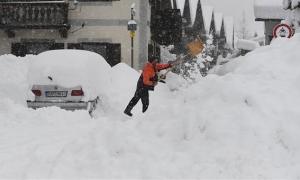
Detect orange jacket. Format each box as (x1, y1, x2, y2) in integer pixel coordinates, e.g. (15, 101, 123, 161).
(142, 62, 170, 86)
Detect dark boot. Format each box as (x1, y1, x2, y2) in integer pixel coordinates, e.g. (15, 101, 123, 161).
(142, 105, 148, 113)
(124, 93, 140, 117)
(124, 110, 133, 117)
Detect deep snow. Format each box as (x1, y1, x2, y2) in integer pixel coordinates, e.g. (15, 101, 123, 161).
(1, 34, 300, 178)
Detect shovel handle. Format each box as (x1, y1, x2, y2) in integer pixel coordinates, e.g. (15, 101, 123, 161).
(158, 53, 191, 82)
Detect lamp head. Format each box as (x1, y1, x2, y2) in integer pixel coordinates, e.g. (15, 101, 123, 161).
(131, 3, 135, 8)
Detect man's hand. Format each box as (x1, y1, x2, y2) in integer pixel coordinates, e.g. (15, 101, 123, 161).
(168, 61, 180, 68)
(159, 74, 166, 79)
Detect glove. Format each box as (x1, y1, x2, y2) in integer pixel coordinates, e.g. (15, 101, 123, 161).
(159, 74, 166, 79)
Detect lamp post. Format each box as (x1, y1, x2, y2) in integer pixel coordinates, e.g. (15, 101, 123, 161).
(128, 3, 136, 68)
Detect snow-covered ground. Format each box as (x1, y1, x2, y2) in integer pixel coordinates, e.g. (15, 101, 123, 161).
(1, 34, 300, 178)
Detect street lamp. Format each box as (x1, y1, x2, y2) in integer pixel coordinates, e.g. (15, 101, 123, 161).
(127, 3, 137, 68)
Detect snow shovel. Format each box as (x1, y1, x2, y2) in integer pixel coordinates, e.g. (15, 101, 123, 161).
(157, 35, 204, 82)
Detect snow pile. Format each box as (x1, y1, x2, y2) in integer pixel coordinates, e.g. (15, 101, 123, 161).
(27, 49, 112, 101)
(236, 39, 260, 51)
(1, 34, 300, 178)
(216, 34, 300, 76)
(0, 54, 33, 105)
(250, 34, 265, 44)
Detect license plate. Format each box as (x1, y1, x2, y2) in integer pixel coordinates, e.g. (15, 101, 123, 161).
(46, 91, 67, 97)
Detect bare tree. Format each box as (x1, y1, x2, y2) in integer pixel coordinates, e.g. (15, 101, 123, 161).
(236, 11, 251, 39)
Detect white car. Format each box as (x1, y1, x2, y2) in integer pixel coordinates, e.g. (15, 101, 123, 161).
(26, 49, 111, 113)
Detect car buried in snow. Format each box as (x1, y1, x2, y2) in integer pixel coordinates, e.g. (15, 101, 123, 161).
(26, 49, 111, 114)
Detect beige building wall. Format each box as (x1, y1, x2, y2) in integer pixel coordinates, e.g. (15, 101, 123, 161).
(0, 0, 150, 70)
(68, 0, 141, 68)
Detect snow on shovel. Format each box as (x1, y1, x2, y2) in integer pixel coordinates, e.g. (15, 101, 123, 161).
(158, 35, 204, 82)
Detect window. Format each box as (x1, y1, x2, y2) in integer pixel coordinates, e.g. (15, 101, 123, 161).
(11, 42, 64, 56)
(67, 42, 121, 67)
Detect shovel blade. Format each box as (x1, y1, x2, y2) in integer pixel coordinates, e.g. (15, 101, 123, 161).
(187, 35, 204, 56)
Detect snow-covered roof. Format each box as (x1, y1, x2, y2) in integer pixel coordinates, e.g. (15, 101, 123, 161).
(236, 39, 260, 51)
(190, 0, 199, 26)
(224, 16, 234, 47)
(175, 0, 199, 26)
(254, 0, 288, 20)
(202, 6, 214, 33)
(176, 0, 185, 16)
(214, 13, 223, 35)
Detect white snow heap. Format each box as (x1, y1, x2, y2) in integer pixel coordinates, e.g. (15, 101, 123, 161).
(250, 35, 265, 44)
(3, 34, 300, 179)
(236, 39, 260, 51)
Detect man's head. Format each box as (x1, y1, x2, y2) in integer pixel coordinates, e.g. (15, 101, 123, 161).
(148, 55, 159, 65)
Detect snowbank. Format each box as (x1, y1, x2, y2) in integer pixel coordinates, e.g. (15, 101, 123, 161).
(236, 39, 260, 51)
(2, 34, 300, 178)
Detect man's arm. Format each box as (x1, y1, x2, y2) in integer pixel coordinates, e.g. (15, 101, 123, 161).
(156, 61, 180, 71)
(156, 63, 171, 71)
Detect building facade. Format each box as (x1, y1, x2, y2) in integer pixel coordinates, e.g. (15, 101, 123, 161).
(0, 0, 236, 70)
(0, 0, 150, 70)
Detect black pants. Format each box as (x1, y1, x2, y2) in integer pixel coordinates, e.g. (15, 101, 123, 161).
(125, 87, 149, 113)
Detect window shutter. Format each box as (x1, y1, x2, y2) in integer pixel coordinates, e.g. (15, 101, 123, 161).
(107, 43, 121, 67)
(11, 43, 26, 57)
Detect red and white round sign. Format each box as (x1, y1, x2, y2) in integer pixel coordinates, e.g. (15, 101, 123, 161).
(273, 23, 293, 38)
